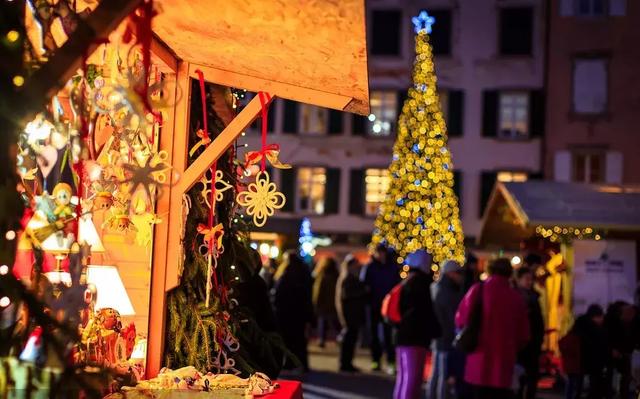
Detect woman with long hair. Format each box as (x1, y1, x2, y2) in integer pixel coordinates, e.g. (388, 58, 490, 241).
(312, 257, 340, 347)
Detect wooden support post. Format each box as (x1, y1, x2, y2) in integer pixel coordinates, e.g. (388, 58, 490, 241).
(175, 94, 273, 195)
(147, 61, 190, 378)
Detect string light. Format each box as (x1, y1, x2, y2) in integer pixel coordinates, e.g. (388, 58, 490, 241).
(535, 225, 600, 243)
(371, 26, 465, 265)
(12, 75, 24, 87)
(6, 30, 19, 42)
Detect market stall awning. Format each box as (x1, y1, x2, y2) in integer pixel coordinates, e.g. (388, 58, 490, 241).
(153, 0, 370, 115)
(479, 181, 640, 250)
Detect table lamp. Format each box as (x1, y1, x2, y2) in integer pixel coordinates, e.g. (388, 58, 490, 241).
(86, 265, 135, 316)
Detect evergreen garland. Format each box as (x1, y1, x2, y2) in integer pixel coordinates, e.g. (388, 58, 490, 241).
(163, 82, 290, 377)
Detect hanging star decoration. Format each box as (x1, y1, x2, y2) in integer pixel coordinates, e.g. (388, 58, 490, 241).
(199, 170, 233, 209)
(412, 10, 435, 34)
(119, 151, 170, 204)
(236, 171, 286, 228)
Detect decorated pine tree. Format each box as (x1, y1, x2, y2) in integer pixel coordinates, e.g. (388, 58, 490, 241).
(371, 11, 465, 267)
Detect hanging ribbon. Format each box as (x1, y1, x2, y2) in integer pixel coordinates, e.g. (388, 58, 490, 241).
(195, 69, 222, 308)
(257, 92, 273, 172)
(244, 143, 291, 170)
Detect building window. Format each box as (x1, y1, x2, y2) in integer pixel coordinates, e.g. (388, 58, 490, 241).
(364, 169, 390, 216)
(573, 58, 608, 115)
(499, 7, 533, 56)
(576, 0, 607, 15)
(499, 91, 529, 139)
(428, 9, 452, 56)
(369, 90, 398, 136)
(297, 167, 326, 214)
(497, 171, 529, 183)
(573, 152, 605, 183)
(299, 105, 327, 135)
(371, 9, 402, 56)
(439, 90, 449, 123)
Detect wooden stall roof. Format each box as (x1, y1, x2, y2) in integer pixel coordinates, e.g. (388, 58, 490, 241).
(479, 181, 640, 250)
(153, 0, 370, 115)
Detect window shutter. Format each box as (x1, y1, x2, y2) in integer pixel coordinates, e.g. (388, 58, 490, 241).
(351, 114, 367, 136)
(554, 151, 572, 182)
(282, 100, 298, 134)
(529, 89, 545, 138)
(605, 152, 623, 184)
(482, 90, 499, 137)
(328, 109, 344, 135)
(280, 168, 296, 212)
(447, 90, 464, 137)
(479, 171, 497, 218)
(559, 0, 574, 16)
(324, 168, 341, 214)
(349, 169, 365, 215)
(453, 170, 463, 212)
(609, 0, 626, 16)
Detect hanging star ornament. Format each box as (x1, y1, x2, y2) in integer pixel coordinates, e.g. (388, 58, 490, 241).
(236, 171, 286, 227)
(412, 10, 435, 34)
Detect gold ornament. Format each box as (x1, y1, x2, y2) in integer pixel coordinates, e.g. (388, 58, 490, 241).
(199, 170, 233, 209)
(236, 171, 285, 227)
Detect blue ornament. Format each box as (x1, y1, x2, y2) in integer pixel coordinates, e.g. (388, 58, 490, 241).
(392, 153, 399, 161)
(416, 216, 424, 225)
(412, 144, 420, 153)
(396, 198, 405, 206)
(414, 180, 421, 186)
(412, 10, 435, 34)
(443, 163, 449, 170)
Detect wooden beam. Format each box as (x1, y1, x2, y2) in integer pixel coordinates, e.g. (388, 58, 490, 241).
(187, 62, 353, 113)
(151, 34, 179, 73)
(175, 93, 272, 196)
(15, 0, 142, 126)
(146, 61, 190, 378)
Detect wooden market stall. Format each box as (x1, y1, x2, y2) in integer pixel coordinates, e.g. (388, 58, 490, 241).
(143, 0, 371, 377)
(479, 181, 640, 352)
(8, 0, 370, 387)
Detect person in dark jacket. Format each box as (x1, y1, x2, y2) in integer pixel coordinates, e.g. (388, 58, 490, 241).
(564, 304, 607, 399)
(273, 250, 314, 372)
(393, 249, 441, 399)
(604, 301, 638, 399)
(312, 257, 339, 348)
(336, 254, 368, 372)
(428, 259, 464, 399)
(360, 244, 399, 371)
(462, 253, 479, 294)
(515, 266, 545, 399)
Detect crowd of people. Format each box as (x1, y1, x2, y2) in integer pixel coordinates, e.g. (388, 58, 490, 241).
(260, 247, 640, 399)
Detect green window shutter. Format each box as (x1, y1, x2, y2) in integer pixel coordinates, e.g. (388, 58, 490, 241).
(447, 90, 464, 137)
(324, 168, 341, 215)
(328, 109, 344, 135)
(280, 167, 296, 212)
(479, 171, 497, 218)
(349, 169, 365, 215)
(481, 90, 499, 137)
(351, 114, 367, 136)
(282, 100, 298, 134)
(453, 170, 463, 213)
(529, 89, 545, 138)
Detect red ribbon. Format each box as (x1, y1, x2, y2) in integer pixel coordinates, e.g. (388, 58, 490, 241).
(194, 69, 220, 293)
(257, 92, 272, 172)
(243, 143, 281, 169)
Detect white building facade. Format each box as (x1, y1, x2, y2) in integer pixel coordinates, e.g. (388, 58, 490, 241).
(239, 0, 545, 247)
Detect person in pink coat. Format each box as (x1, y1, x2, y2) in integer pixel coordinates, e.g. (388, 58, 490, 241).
(455, 258, 530, 399)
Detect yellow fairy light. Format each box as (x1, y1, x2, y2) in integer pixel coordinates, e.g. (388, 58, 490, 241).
(6, 30, 19, 42)
(12, 75, 24, 87)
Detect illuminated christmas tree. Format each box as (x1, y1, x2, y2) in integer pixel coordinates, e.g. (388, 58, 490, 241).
(372, 11, 465, 267)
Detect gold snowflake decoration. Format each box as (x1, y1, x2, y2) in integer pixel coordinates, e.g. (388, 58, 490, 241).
(199, 169, 233, 209)
(236, 171, 286, 227)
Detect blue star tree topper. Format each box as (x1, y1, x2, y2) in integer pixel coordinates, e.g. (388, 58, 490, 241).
(412, 11, 435, 34)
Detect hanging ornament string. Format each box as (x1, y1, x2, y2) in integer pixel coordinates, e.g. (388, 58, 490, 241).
(195, 69, 220, 308)
(257, 92, 272, 172)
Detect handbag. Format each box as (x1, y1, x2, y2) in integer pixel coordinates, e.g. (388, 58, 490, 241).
(453, 282, 483, 353)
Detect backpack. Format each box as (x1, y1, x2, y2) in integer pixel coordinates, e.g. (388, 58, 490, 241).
(381, 281, 404, 324)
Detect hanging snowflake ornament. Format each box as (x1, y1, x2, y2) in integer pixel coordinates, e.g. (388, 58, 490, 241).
(199, 170, 233, 209)
(236, 171, 285, 227)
